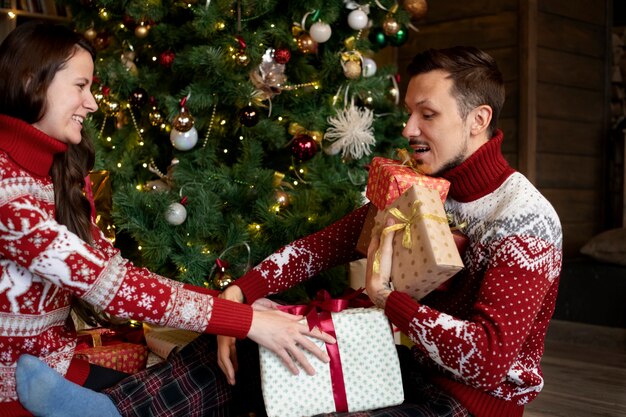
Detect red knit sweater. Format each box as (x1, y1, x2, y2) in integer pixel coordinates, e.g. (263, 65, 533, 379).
(0, 115, 253, 416)
(236, 130, 562, 417)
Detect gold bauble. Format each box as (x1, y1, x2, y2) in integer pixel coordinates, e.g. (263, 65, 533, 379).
(149, 107, 164, 126)
(382, 16, 400, 36)
(403, 0, 428, 20)
(173, 107, 194, 132)
(84, 28, 97, 41)
(296, 33, 317, 54)
(135, 24, 149, 38)
(213, 273, 235, 290)
(274, 190, 290, 208)
(102, 99, 120, 116)
(343, 60, 362, 80)
(236, 51, 250, 66)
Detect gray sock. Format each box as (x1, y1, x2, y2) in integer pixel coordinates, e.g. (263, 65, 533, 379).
(15, 354, 121, 417)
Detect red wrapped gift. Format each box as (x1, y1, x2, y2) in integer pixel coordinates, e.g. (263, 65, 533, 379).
(75, 342, 148, 374)
(366, 157, 450, 210)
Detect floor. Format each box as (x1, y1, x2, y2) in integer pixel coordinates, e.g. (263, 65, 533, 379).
(524, 320, 626, 417)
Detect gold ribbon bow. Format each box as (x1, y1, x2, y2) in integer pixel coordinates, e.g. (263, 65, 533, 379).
(373, 200, 448, 273)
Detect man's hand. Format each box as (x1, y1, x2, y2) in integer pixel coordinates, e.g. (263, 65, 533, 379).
(366, 220, 395, 309)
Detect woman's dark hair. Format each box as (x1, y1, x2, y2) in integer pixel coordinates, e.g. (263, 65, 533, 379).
(0, 22, 108, 326)
(407, 46, 505, 138)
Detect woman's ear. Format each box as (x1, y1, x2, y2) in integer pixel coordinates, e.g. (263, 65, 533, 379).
(469, 105, 492, 136)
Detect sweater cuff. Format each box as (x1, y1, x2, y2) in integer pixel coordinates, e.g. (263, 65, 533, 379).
(207, 298, 253, 339)
(232, 269, 271, 303)
(384, 291, 420, 333)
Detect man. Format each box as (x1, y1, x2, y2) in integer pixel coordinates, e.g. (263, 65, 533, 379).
(222, 46, 563, 417)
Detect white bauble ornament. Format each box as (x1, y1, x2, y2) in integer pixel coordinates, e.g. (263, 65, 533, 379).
(347, 10, 369, 30)
(165, 202, 187, 225)
(309, 21, 332, 43)
(362, 57, 377, 77)
(170, 126, 198, 151)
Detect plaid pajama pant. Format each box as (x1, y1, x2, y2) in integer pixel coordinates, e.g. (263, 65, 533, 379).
(104, 335, 472, 417)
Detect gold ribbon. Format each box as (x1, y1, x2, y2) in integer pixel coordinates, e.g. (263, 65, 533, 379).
(288, 122, 323, 143)
(372, 200, 448, 273)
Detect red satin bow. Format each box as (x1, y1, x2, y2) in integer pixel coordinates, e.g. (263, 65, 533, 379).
(277, 289, 373, 413)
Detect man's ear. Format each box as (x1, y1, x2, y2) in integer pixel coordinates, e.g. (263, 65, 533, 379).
(469, 105, 492, 136)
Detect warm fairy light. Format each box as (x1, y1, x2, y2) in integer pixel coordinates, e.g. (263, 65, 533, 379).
(223, 149, 228, 153)
(119, 24, 125, 29)
(216, 22, 226, 30)
(277, 116, 283, 121)
(138, 141, 144, 146)
(117, 163, 122, 168)
(272, 204, 281, 213)
(142, 163, 148, 168)
(293, 180, 299, 186)
(220, 119, 226, 125)
(152, 56, 157, 62)
(248, 223, 261, 232)
(106, 137, 112, 142)
(137, 245, 142, 250)
(299, 168, 304, 174)
(136, 184, 142, 190)
(7, 12, 16, 19)
(239, 136, 244, 140)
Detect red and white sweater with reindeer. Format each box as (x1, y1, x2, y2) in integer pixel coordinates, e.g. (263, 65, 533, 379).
(0, 115, 253, 413)
(235, 130, 562, 417)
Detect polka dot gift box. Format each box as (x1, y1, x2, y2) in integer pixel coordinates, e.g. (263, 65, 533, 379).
(258, 307, 404, 417)
(374, 184, 464, 300)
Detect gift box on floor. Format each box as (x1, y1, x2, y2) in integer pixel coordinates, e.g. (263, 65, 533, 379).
(259, 303, 404, 417)
(366, 156, 450, 211)
(375, 184, 464, 300)
(75, 342, 148, 374)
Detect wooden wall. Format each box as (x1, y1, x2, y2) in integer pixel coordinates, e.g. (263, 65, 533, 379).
(395, 0, 611, 258)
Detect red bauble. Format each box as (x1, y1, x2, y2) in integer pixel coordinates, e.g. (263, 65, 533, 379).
(274, 48, 291, 64)
(290, 134, 318, 161)
(159, 50, 175, 68)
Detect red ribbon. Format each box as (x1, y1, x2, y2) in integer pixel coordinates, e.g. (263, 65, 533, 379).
(278, 289, 372, 413)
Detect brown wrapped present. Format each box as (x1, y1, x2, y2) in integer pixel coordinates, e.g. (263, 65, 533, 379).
(374, 184, 464, 300)
(75, 342, 148, 374)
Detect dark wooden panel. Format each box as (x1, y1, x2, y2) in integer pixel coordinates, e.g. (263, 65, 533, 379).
(561, 222, 597, 258)
(542, 189, 601, 223)
(537, 119, 604, 155)
(537, 154, 603, 189)
(420, 0, 518, 23)
(538, 48, 605, 90)
(401, 12, 518, 54)
(499, 117, 518, 154)
(537, 84, 605, 123)
(537, 12, 606, 58)
(538, 0, 607, 26)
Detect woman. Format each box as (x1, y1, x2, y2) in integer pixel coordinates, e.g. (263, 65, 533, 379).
(0, 21, 334, 417)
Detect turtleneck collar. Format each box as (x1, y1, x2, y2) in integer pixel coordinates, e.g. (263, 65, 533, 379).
(0, 114, 68, 177)
(440, 129, 515, 202)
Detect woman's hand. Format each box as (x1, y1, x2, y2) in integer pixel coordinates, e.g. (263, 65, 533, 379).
(246, 308, 336, 377)
(217, 285, 245, 385)
(365, 219, 396, 309)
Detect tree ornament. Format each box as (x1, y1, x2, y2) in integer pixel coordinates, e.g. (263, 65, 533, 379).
(159, 50, 175, 68)
(102, 98, 120, 117)
(134, 22, 150, 38)
(170, 127, 198, 151)
(250, 48, 287, 102)
(382, 15, 400, 36)
(212, 258, 235, 290)
(149, 107, 164, 126)
(239, 105, 259, 127)
(309, 21, 332, 43)
(341, 51, 363, 80)
(273, 48, 291, 64)
(173, 106, 194, 132)
(388, 27, 408, 46)
(93, 33, 110, 50)
(274, 189, 290, 208)
(84, 27, 97, 41)
(165, 199, 187, 225)
(121, 49, 138, 75)
(233, 35, 249, 67)
(347, 9, 369, 30)
(290, 133, 318, 161)
(296, 33, 317, 54)
(324, 99, 375, 160)
(403, 0, 428, 20)
(362, 57, 377, 77)
(368, 27, 387, 48)
(129, 87, 148, 107)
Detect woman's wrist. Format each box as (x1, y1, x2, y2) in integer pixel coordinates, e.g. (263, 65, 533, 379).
(220, 284, 245, 303)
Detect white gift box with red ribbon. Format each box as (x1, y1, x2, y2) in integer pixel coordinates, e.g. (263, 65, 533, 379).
(258, 296, 404, 417)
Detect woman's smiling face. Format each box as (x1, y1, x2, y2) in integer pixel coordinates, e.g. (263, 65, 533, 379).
(32, 47, 97, 144)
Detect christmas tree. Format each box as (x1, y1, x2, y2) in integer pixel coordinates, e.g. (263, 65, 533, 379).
(60, 0, 427, 301)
